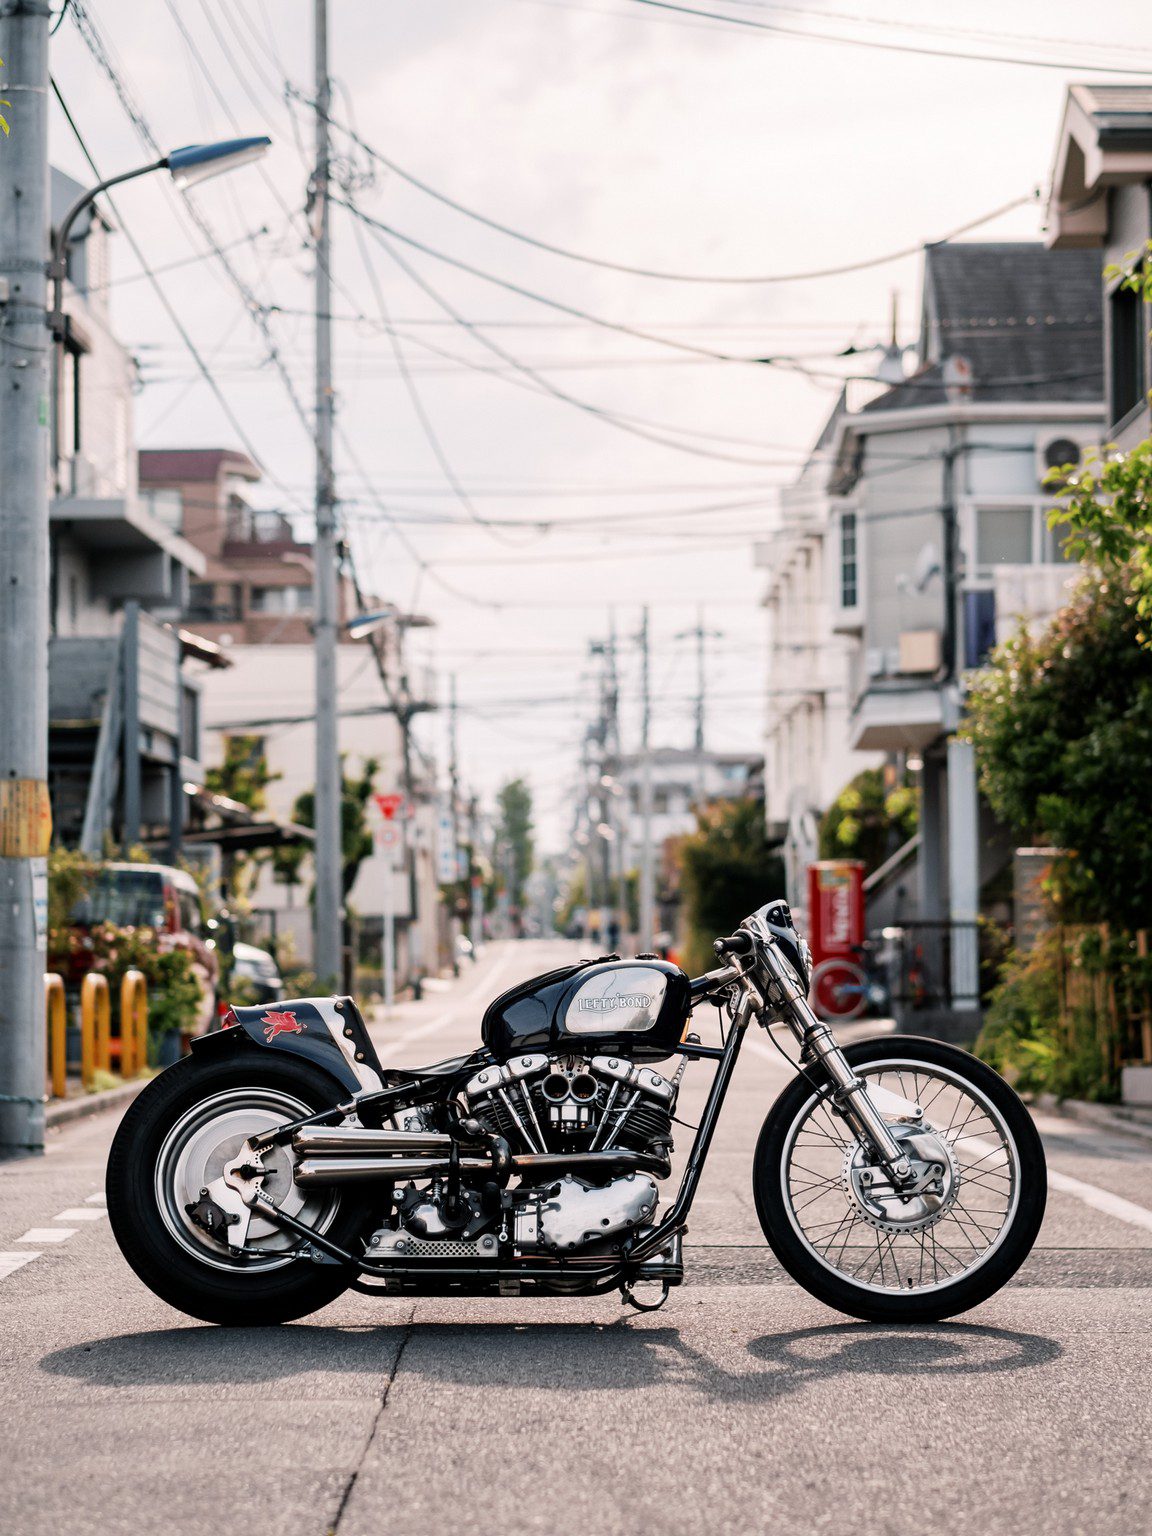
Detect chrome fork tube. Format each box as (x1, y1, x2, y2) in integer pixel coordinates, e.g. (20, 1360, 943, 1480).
(759, 948, 910, 1176)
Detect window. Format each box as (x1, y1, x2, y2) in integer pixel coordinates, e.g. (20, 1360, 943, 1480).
(839, 510, 858, 608)
(1110, 278, 1147, 427)
(141, 488, 184, 532)
(250, 585, 311, 615)
(976, 507, 1032, 568)
(180, 684, 200, 761)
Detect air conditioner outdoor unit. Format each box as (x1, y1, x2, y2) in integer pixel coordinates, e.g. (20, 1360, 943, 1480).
(1035, 433, 1092, 489)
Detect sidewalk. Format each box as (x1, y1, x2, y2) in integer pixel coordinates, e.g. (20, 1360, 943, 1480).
(1035, 1092, 1152, 1146)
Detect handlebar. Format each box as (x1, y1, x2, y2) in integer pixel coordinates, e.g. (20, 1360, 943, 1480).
(714, 932, 754, 959)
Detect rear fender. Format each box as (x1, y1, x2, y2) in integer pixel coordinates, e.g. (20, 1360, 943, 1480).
(192, 996, 385, 1096)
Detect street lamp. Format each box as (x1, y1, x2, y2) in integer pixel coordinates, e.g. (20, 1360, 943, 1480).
(48, 136, 271, 477)
(48, 136, 272, 337)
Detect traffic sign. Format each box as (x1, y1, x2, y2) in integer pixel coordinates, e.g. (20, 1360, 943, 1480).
(373, 792, 406, 821)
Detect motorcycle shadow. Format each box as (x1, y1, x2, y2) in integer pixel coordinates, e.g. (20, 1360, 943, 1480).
(38, 1317, 1062, 1406)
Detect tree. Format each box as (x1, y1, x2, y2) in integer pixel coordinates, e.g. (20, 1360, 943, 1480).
(495, 778, 534, 909)
(289, 757, 381, 900)
(964, 570, 1152, 931)
(678, 797, 786, 976)
(205, 734, 278, 811)
(818, 768, 919, 876)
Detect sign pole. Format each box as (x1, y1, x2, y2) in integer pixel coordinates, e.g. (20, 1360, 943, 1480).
(383, 845, 396, 1017)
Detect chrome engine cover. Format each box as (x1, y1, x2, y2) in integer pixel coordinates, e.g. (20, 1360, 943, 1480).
(515, 1171, 659, 1253)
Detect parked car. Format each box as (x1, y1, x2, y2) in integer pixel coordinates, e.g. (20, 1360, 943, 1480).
(229, 941, 283, 1004)
(68, 862, 219, 1033)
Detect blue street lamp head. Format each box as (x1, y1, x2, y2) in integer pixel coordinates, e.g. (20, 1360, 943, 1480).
(166, 136, 272, 190)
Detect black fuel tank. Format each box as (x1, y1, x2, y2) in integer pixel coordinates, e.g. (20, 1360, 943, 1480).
(481, 957, 691, 1062)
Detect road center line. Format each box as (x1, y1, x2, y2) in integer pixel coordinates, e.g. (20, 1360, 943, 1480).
(54, 1207, 106, 1222)
(18, 1228, 75, 1244)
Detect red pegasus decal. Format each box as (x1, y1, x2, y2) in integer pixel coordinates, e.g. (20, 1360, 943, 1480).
(260, 1009, 305, 1042)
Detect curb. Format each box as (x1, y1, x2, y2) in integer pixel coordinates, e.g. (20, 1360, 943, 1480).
(46, 1078, 148, 1130)
(1035, 1092, 1152, 1146)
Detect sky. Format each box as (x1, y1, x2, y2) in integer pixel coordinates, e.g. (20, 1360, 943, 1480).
(46, 0, 1152, 847)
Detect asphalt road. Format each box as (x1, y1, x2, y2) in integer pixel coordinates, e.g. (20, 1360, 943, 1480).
(2, 938, 1151, 1536)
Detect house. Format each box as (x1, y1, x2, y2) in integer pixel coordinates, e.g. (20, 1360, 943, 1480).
(137, 448, 358, 643)
(47, 169, 212, 855)
(754, 391, 883, 920)
(808, 241, 1104, 1023)
(1046, 83, 1152, 446)
(149, 448, 447, 982)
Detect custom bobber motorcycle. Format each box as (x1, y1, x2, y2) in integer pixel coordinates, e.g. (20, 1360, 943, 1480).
(107, 901, 1046, 1325)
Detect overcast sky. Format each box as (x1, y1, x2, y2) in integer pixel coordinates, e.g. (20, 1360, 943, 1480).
(48, 1, 1152, 845)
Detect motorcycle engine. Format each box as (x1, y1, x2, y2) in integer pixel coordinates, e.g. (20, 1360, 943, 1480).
(462, 1052, 677, 1160)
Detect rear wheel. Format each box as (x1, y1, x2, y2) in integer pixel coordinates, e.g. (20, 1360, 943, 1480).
(753, 1036, 1046, 1322)
(107, 1052, 367, 1325)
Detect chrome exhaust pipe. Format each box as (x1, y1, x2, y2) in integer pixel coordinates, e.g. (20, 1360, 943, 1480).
(294, 1154, 493, 1185)
(292, 1126, 459, 1156)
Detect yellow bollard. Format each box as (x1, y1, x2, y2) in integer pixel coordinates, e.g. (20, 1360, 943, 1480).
(44, 973, 66, 1100)
(80, 972, 111, 1088)
(120, 969, 148, 1077)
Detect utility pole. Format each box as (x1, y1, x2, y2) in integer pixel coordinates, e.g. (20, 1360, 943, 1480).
(676, 607, 723, 797)
(311, 0, 342, 989)
(448, 673, 460, 974)
(468, 794, 484, 954)
(0, 1, 51, 1158)
(637, 606, 655, 952)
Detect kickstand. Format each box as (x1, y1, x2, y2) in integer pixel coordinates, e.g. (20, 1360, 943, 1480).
(620, 1278, 670, 1313)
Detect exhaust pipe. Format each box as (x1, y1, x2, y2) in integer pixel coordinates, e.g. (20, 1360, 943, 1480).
(293, 1148, 669, 1186)
(292, 1126, 463, 1156)
(294, 1154, 493, 1185)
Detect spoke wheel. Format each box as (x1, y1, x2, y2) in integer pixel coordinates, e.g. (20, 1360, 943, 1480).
(753, 1036, 1046, 1322)
(107, 1049, 368, 1325)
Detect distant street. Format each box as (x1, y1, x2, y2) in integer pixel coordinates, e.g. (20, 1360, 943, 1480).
(1, 939, 1150, 1536)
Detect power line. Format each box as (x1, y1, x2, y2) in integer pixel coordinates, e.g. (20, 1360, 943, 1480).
(315, 97, 1037, 286)
(623, 0, 1152, 75)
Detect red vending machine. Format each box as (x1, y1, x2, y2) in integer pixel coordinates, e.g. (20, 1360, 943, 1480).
(806, 860, 867, 1020)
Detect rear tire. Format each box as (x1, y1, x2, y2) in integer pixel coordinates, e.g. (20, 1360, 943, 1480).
(107, 1052, 367, 1325)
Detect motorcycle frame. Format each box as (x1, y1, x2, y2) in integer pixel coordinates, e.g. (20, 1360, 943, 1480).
(237, 945, 895, 1295)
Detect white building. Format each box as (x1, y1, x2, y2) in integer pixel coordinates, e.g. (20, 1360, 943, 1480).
(815, 242, 1104, 1017)
(200, 643, 445, 984)
(755, 394, 882, 916)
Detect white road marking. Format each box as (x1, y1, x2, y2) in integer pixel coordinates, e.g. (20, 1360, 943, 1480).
(54, 1207, 106, 1222)
(0, 1251, 40, 1280)
(84, 1193, 106, 1206)
(1047, 1168, 1152, 1236)
(18, 1228, 75, 1244)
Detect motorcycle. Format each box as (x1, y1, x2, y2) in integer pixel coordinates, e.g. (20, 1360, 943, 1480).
(106, 899, 1046, 1325)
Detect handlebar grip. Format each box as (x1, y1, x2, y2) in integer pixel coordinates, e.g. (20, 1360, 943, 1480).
(714, 932, 754, 958)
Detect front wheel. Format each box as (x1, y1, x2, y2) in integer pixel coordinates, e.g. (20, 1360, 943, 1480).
(107, 1051, 367, 1325)
(753, 1036, 1046, 1322)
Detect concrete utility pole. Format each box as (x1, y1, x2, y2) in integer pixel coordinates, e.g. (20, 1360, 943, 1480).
(637, 606, 655, 951)
(0, 1, 52, 1158)
(311, 0, 342, 988)
(676, 607, 724, 756)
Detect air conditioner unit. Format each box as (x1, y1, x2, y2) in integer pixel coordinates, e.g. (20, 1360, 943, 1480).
(1035, 433, 1093, 489)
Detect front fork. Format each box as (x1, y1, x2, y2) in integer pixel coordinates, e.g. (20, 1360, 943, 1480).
(744, 950, 913, 1182)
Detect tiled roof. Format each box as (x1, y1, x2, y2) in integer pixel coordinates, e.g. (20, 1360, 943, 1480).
(138, 448, 260, 483)
(863, 242, 1103, 412)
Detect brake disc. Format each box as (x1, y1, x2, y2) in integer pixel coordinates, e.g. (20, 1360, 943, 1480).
(841, 1121, 960, 1233)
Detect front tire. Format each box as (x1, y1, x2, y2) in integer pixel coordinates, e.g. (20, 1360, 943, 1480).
(753, 1035, 1046, 1322)
(107, 1051, 367, 1325)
